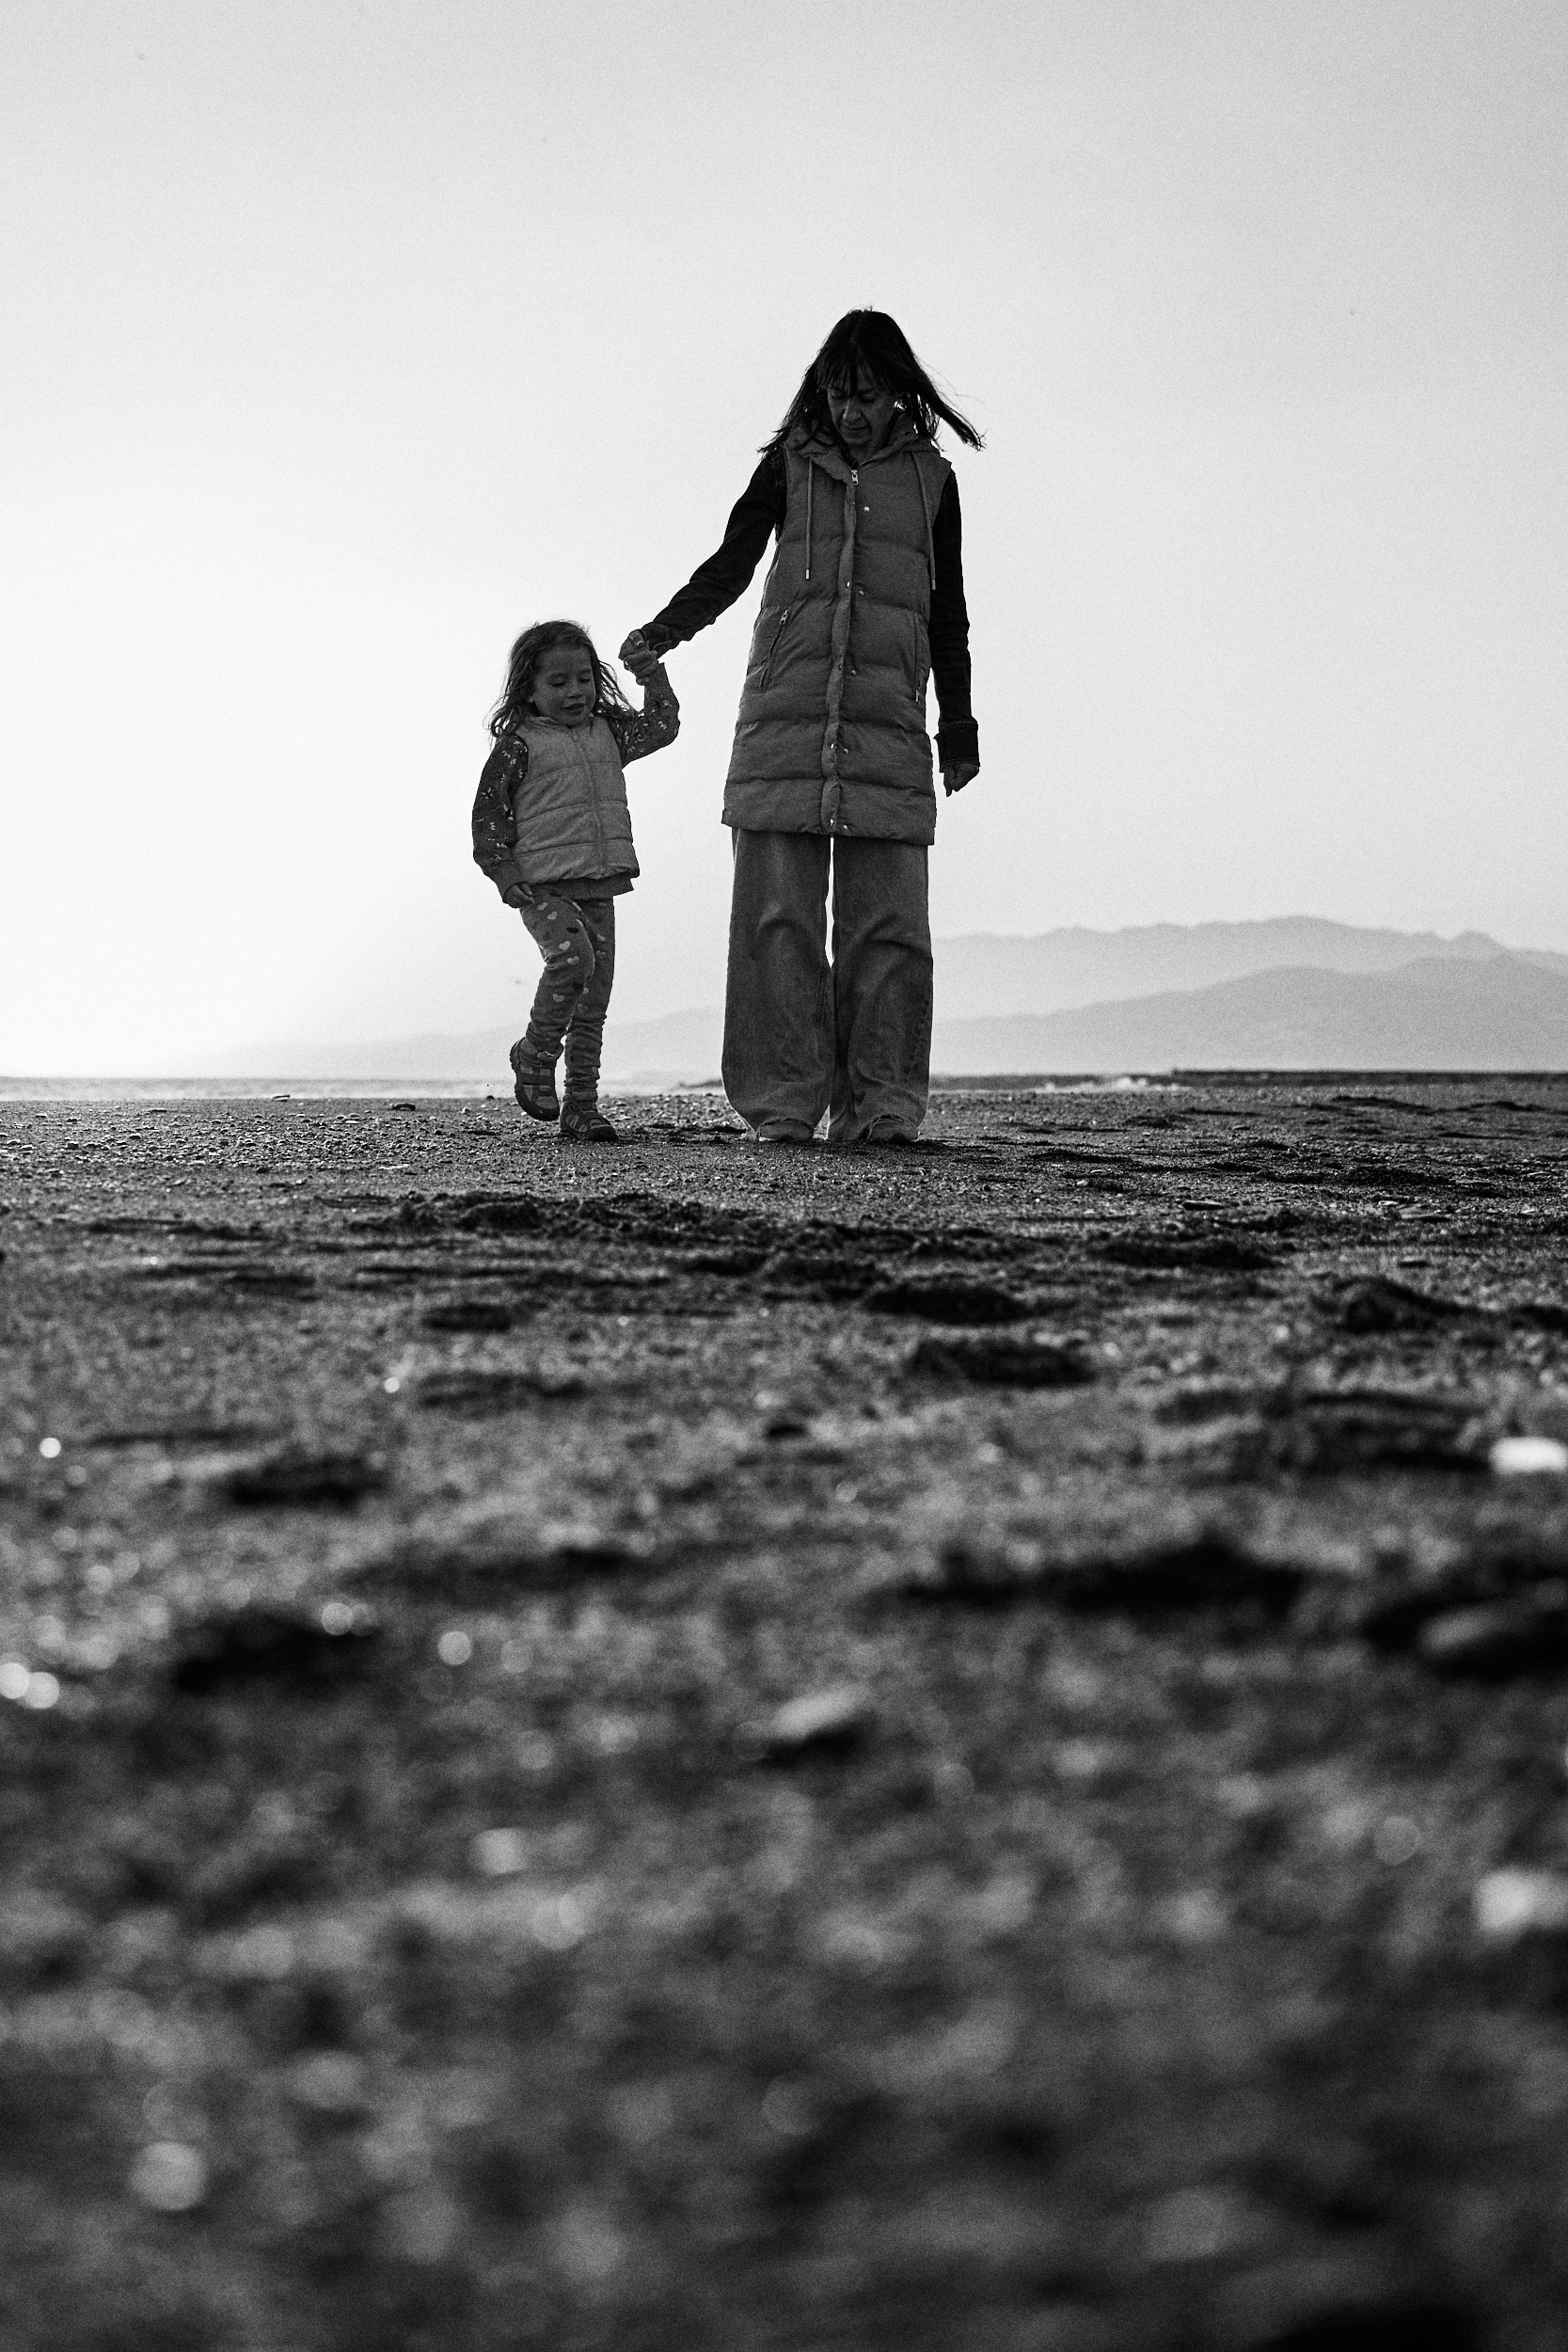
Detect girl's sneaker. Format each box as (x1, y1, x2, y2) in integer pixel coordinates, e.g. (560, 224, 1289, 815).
(510, 1041, 560, 1122)
(560, 1101, 620, 1144)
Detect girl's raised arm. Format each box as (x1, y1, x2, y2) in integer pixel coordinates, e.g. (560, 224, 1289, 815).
(606, 657, 680, 768)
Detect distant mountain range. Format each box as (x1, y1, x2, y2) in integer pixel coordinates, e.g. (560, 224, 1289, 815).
(934, 953, 1568, 1074)
(197, 919, 1568, 1081)
(932, 915, 1568, 1018)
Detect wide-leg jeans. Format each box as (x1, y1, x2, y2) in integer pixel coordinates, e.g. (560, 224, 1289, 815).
(721, 829, 932, 1144)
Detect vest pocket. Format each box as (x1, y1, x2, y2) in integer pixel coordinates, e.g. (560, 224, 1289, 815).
(910, 611, 930, 699)
(756, 605, 792, 688)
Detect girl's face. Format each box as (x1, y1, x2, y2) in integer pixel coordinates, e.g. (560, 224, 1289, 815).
(529, 645, 597, 726)
(825, 373, 897, 460)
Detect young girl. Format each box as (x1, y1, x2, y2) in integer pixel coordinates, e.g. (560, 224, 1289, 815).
(620, 310, 981, 1148)
(471, 621, 678, 1142)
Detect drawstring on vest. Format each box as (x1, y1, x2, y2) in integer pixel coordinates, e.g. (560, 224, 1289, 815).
(803, 457, 815, 581)
(911, 452, 936, 593)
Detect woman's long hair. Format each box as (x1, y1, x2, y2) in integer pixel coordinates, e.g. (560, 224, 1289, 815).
(488, 620, 634, 740)
(765, 310, 983, 455)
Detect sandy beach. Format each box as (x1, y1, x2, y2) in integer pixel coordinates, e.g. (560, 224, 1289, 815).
(6, 1080, 1568, 2348)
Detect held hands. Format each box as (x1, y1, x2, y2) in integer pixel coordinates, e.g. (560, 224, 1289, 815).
(942, 759, 980, 797)
(619, 629, 664, 685)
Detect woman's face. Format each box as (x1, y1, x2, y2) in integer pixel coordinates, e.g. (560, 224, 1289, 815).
(825, 373, 897, 461)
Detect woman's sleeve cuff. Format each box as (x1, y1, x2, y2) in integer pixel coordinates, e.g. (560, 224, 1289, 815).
(936, 718, 979, 768)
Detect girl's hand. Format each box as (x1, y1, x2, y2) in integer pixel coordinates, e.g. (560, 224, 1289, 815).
(942, 760, 980, 796)
(619, 629, 661, 682)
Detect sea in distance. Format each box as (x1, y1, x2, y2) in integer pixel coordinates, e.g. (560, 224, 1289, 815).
(0, 1073, 1164, 1103)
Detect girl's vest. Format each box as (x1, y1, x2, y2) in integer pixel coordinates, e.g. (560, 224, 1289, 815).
(723, 422, 953, 845)
(509, 715, 639, 888)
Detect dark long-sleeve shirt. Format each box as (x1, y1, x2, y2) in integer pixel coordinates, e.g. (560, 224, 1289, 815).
(640, 448, 978, 771)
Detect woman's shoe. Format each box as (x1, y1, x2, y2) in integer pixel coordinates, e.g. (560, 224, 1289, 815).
(510, 1041, 560, 1121)
(751, 1121, 816, 1147)
(560, 1101, 621, 1143)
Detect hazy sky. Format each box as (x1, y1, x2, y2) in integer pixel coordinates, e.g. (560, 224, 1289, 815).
(3, 0, 1564, 1071)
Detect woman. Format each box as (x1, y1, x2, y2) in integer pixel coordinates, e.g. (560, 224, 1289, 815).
(622, 310, 981, 1146)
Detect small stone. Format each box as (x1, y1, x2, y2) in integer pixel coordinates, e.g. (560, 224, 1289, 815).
(757, 1683, 873, 1761)
(471, 1827, 529, 1878)
(1474, 1867, 1568, 1943)
(1418, 1602, 1560, 1677)
(1372, 1814, 1422, 1866)
(287, 2050, 371, 2116)
(760, 2079, 816, 2138)
(223, 1923, 296, 1981)
(549, 2195, 628, 2286)
(1141, 2183, 1269, 2265)
(131, 2139, 208, 2213)
(531, 1890, 590, 1949)
(1491, 1435, 1568, 1477)
(0, 1890, 91, 1981)
(379, 2185, 461, 2264)
(1162, 1889, 1228, 1946)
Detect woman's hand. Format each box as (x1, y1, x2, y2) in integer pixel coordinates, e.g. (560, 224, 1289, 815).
(942, 759, 980, 796)
(619, 629, 662, 683)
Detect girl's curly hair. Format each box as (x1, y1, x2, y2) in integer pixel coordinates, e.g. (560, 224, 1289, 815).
(766, 310, 984, 455)
(488, 620, 634, 740)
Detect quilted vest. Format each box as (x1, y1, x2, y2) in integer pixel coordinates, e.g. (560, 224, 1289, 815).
(723, 421, 953, 844)
(508, 715, 639, 887)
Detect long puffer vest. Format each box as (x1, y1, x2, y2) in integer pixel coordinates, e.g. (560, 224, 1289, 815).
(723, 421, 953, 844)
(508, 716, 639, 888)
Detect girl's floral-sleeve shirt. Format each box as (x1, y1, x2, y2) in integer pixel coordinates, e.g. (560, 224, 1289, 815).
(470, 672, 679, 899)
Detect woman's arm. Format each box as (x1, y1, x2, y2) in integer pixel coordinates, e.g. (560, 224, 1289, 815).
(930, 476, 978, 782)
(606, 663, 681, 766)
(631, 452, 786, 656)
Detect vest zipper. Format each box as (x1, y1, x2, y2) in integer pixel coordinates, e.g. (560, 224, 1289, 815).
(578, 726, 606, 866)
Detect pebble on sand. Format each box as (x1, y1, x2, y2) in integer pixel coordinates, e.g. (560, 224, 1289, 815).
(1474, 1867, 1568, 1943)
(1490, 1435, 1568, 1477)
(1418, 1601, 1556, 1676)
(130, 2140, 208, 2213)
(2, 1662, 61, 1710)
(286, 2051, 372, 2116)
(1141, 2183, 1269, 2265)
(471, 1826, 530, 1878)
(758, 1683, 873, 1760)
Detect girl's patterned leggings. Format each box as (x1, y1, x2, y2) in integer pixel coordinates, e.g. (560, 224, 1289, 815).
(515, 892, 616, 1106)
